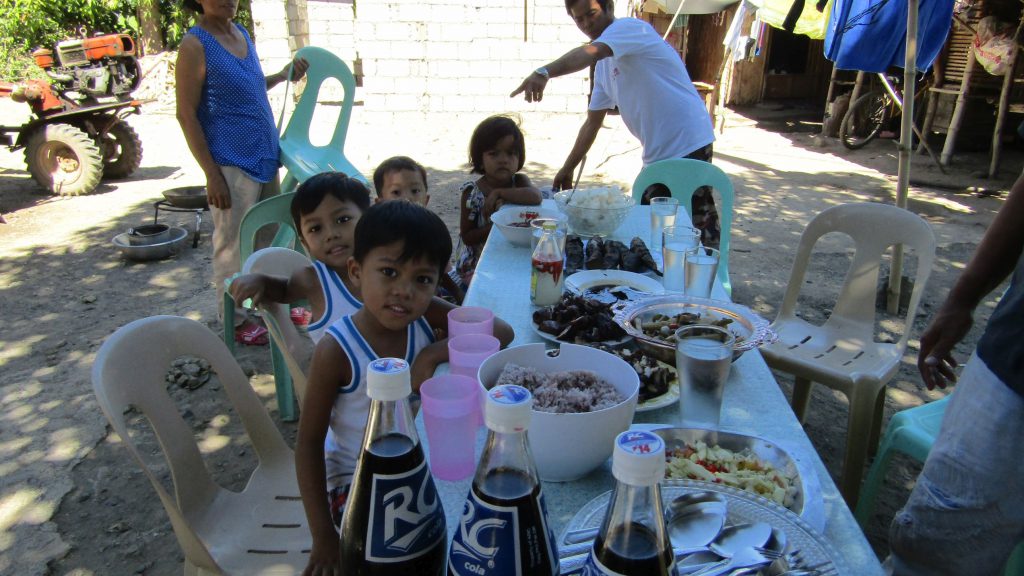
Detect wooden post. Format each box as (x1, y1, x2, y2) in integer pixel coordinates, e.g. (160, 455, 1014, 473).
(849, 71, 867, 116)
(940, 44, 977, 165)
(822, 65, 840, 136)
(889, 0, 918, 315)
(989, 18, 1024, 178)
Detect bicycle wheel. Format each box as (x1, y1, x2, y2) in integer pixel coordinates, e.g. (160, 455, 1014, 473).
(840, 91, 889, 150)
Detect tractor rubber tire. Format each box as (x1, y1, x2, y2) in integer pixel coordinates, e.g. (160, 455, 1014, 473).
(101, 119, 143, 179)
(25, 123, 103, 196)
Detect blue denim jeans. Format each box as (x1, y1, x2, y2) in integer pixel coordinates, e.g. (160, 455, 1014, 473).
(887, 354, 1024, 575)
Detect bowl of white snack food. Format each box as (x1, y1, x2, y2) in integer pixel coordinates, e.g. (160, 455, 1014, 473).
(554, 187, 634, 237)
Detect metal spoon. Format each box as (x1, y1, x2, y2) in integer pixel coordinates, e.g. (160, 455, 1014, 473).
(562, 492, 726, 546)
(667, 508, 726, 553)
(566, 154, 587, 205)
(708, 522, 773, 558)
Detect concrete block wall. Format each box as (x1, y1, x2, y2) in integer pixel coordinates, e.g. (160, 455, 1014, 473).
(251, 0, 594, 121)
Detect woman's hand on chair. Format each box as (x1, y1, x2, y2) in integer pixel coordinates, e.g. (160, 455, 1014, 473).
(303, 540, 341, 576)
(285, 57, 309, 82)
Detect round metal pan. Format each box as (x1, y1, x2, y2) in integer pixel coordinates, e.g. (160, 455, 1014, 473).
(162, 186, 209, 210)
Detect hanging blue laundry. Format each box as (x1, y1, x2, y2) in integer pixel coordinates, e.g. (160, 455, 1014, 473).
(825, 0, 954, 72)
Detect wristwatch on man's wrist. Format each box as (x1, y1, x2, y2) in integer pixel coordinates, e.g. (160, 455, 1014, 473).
(534, 66, 550, 79)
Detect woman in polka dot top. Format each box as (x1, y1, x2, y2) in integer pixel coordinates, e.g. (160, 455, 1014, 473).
(176, 0, 308, 343)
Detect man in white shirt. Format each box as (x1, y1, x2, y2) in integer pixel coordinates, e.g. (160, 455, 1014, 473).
(511, 0, 719, 244)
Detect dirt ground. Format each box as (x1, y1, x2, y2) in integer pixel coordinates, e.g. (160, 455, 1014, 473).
(0, 90, 1017, 575)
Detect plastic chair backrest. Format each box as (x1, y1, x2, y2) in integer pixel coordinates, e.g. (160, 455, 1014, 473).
(776, 202, 936, 348)
(91, 316, 295, 572)
(239, 192, 304, 267)
(278, 46, 366, 184)
(243, 248, 313, 402)
(632, 159, 735, 293)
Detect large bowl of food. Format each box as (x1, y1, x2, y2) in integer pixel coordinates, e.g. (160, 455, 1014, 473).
(651, 426, 825, 528)
(489, 204, 565, 247)
(477, 343, 640, 481)
(554, 187, 634, 237)
(613, 294, 777, 364)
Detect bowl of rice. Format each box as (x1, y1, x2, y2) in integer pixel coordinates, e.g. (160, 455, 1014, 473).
(554, 187, 634, 237)
(477, 342, 640, 481)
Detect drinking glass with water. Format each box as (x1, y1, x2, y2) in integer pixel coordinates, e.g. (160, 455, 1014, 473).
(684, 246, 719, 299)
(675, 325, 734, 429)
(649, 197, 679, 260)
(661, 226, 700, 293)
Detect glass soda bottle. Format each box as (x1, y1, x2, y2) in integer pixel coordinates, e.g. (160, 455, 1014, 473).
(339, 358, 447, 576)
(531, 221, 565, 306)
(448, 384, 559, 576)
(579, 430, 677, 576)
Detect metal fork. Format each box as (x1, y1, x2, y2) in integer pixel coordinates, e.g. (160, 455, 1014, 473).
(689, 547, 783, 576)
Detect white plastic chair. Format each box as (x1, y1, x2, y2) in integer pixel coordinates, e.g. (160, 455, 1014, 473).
(759, 203, 936, 505)
(243, 247, 314, 405)
(91, 316, 310, 574)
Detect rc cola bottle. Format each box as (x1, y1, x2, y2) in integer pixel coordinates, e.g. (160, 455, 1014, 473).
(340, 357, 447, 576)
(579, 430, 677, 576)
(448, 384, 559, 576)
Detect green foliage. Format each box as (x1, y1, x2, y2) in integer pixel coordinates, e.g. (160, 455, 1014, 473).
(0, 0, 256, 81)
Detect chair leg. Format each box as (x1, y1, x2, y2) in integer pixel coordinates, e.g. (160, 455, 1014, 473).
(841, 389, 879, 506)
(271, 341, 298, 422)
(281, 171, 298, 194)
(791, 377, 813, 423)
(854, 424, 901, 527)
(868, 386, 887, 458)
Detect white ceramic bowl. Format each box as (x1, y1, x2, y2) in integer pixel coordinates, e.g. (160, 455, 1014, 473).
(489, 204, 565, 247)
(554, 188, 634, 237)
(477, 343, 640, 481)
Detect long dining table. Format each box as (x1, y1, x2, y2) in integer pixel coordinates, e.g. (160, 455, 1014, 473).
(422, 201, 884, 575)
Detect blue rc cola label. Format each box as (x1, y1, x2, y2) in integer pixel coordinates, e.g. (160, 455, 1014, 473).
(366, 458, 446, 563)
(448, 486, 558, 576)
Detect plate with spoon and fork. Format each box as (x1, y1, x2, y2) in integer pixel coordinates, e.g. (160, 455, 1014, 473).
(557, 482, 846, 575)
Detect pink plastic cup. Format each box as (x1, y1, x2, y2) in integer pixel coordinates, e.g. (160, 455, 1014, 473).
(447, 306, 494, 339)
(448, 334, 500, 379)
(420, 375, 480, 481)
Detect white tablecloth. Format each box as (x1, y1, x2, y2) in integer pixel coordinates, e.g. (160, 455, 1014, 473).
(421, 201, 883, 575)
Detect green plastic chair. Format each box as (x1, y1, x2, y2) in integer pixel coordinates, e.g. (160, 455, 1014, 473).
(632, 158, 734, 294)
(855, 394, 1024, 576)
(854, 395, 950, 525)
(278, 45, 367, 192)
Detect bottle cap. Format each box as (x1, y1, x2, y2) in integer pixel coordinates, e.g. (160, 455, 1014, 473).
(611, 430, 666, 486)
(485, 385, 533, 433)
(366, 358, 411, 401)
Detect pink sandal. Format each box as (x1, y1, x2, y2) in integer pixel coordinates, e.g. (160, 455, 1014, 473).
(235, 323, 269, 346)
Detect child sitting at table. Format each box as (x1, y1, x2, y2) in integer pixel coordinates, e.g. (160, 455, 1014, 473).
(454, 115, 544, 289)
(372, 155, 464, 303)
(295, 201, 514, 573)
(229, 172, 369, 344)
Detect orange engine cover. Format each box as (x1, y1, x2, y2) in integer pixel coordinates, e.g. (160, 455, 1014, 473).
(81, 34, 136, 60)
(32, 48, 54, 69)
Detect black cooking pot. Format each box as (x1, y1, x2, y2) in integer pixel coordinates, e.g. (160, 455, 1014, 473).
(162, 186, 209, 210)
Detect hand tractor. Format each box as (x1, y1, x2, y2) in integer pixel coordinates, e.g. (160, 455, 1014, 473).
(1, 33, 144, 195)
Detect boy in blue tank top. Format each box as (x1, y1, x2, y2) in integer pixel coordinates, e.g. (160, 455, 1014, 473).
(295, 201, 514, 574)
(230, 173, 370, 344)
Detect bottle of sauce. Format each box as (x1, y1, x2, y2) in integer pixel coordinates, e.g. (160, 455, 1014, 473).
(531, 221, 564, 306)
(577, 431, 677, 576)
(448, 384, 560, 576)
(339, 358, 447, 575)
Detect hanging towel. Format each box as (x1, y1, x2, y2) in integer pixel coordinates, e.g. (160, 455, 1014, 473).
(747, 0, 832, 39)
(824, 0, 954, 72)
